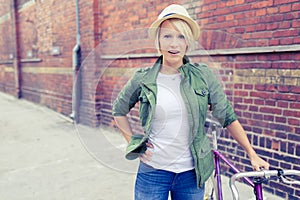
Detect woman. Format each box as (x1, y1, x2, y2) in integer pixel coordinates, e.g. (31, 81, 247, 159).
(112, 4, 269, 200)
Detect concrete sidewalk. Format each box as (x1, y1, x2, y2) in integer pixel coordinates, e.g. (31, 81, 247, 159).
(0, 92, 138, 200)
(0, 92, 281, 200)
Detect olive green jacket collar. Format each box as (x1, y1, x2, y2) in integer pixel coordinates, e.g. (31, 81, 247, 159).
(141, 55, 190, 84)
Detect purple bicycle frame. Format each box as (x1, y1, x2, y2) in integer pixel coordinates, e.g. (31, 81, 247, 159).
(213, 149, 264, 200)
(207, 121, 264, 200)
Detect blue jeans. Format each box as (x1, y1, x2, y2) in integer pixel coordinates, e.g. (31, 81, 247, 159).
(135, 162, 205, 200)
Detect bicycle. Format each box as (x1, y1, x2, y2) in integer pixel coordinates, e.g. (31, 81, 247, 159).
(204, 121, 300, 200)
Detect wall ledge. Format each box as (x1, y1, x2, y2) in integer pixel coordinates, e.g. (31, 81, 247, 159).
(100, 45, 300, 60)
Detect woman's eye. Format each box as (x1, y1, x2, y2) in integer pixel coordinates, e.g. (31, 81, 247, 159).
(178, 34, 185, 39)
(163, 34, 171, 38)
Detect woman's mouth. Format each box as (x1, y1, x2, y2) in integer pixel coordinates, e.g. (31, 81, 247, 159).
(168, 50, 180, 55)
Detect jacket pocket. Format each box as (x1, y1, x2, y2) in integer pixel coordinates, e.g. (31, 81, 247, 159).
(197, 136, 214, 184)
(194, 88, 209, 97)
(194, 88, 210, 113)
(198, 136, 212, 158)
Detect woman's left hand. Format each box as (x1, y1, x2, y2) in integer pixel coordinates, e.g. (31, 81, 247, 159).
(249, 153, 270, 171)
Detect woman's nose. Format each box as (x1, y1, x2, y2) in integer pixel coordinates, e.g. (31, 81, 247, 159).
(170, 38, 179, 46)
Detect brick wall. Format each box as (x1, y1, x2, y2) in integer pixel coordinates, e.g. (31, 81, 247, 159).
(0, 1, 15, 94)
(0, 0, 77, 115)
(197, 0, 300, 48)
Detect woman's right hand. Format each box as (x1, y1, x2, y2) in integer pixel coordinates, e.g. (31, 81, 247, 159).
(139, 142, 154, 163)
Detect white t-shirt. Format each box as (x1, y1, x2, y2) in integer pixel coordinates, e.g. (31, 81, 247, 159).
(145, 72, 194, 173)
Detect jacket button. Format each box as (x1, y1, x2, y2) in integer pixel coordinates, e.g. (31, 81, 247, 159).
(202, 90, 206, 95)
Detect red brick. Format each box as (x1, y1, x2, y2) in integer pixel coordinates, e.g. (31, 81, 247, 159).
(272, 62, 296, 69)
(294, 37, 300, 44)
(275, 116, 287, 123)
(274, 0, 298, 5)
(258, 54, 280, 61)
(234, 12, 245, 20)
(279, 39, 296, 47)
(288, 118, 300, 126)
(278, 21, 291, 29)
(244, 84, 254, 90)
(292, 20, 300, 28)
(234, 90, 249, 97)
(269, 38, 280, 45)
(266, 85, 278, 92)
(226, 1, 235, 7)
(292, 3, 300, 11)
(226, 14, 235, 21)
(256, 24, 266, 31)
(290, 102, 300, 109)
(291, 86, 300, 93)
(245, 25, 256, 32)
(236, 55, 257, 61)
(235, 27, 246, 33)
(236, 3, 250, 12)
(279, 4, 292, 13)
(261, 14, 284, 23)
(284, 110, 300, 118)
(274, 29, 299, 37)
(267, 7, 279, 14)
(251, 1, 273, 9)
(214, 8, 232, 16)
(263, 115, 274, 122)
(216, 1, 226, 8)
(280, 53, 293, 60)
(265, 100, 276, 106)
(249, 105, 259, 111)
(284, 12, 299, 20)
(255, 8, 267, 16)
(252, 31, 273, 39)
(275, 93, 297, 101)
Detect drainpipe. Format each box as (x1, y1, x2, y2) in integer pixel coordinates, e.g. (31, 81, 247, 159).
(70, 0, 81, 122)
(11, 0, 22, 98)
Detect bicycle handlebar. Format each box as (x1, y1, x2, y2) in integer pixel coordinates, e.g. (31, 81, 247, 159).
(230, 169, 300, 200)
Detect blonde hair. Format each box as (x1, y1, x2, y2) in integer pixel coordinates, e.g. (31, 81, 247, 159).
(155, 18, 196, 54)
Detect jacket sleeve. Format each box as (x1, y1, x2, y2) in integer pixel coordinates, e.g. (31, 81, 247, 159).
(206, 67, 237, 128)
(112, 70, 142, 116)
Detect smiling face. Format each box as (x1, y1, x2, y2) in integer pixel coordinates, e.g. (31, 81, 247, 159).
(159, 20, 188, 71)
(157, 19, 195, 73)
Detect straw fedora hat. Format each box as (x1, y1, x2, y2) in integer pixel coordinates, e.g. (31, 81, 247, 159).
(149, 4, 200, 40)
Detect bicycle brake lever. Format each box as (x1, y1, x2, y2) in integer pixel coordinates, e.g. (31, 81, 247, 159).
(275, 169, 300, 185)
(280, 175, 300, 185)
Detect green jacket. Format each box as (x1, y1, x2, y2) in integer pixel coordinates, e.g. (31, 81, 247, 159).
(112, 56, 237, 187)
